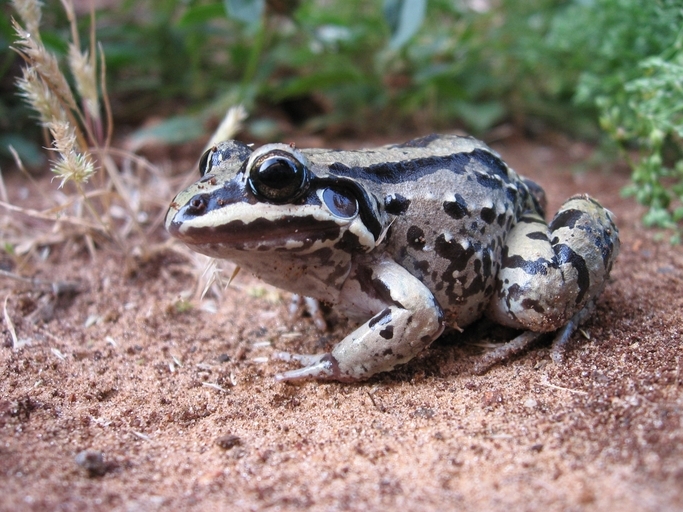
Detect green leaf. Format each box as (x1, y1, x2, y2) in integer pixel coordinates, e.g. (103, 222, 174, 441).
(383, 0, 426, 50)
(179, 4, 227, 26)
(454, 101, 506, 133)
(224, 0, 264, 26)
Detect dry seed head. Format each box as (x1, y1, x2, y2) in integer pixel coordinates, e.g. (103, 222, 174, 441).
(17, 67, 67, 126)
(48, 120, 95, 188)
(11, 0, 43, 38)
(48, 120, 77, 155)
(12, 20, 78, 111)
(207, 105, 248, 149)
(51, 151, 96, 188)
(68, 43, 100, 122)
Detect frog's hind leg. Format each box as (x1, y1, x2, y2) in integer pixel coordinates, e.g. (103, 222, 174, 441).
(483, 194, 619, 370)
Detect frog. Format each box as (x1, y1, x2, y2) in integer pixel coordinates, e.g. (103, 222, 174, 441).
(166, 134, 619, 382)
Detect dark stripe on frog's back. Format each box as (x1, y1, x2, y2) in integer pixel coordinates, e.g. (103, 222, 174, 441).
(390, 133, 442, 148)
(326, 149, 512, 186)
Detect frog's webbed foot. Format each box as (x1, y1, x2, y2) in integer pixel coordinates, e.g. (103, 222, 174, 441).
(288, 295, 328, 331)
(474, 302, 596, 374)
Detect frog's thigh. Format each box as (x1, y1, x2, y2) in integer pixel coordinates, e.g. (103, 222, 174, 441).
(487, 195, 619, 332)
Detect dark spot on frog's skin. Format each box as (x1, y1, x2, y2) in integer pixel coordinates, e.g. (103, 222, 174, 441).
(415, 260, 430, 274)
(496, 213, 507, 227)
(480, 207, 496, 224)
(435, 236, 496, 304)
(382, 348, 394, 356)
(553, 244, 590, 304)
(334, 230, 365, 253)
(501, 246, 553, 276)
(379, 326, 394, 339)
(369, 308, 392, 329)
(526, 231, 549, 241)
(504, 283, 525, 301)
(443, 194, 469, 220)
(384, 194, 411, 215)
(474, 173, 502, 190)
(549, 209, 585, 231)
(435, 235, 475, 272)
(407, 225, 426, 250)
(521, 298, 545, 314)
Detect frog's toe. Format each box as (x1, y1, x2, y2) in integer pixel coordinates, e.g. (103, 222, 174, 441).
(475, 302, 598, 374)
(288, 296, 328, 331)
(273, 352, 347, 382)
(473, 331, 546, 375)
(549, 301, 596, 364)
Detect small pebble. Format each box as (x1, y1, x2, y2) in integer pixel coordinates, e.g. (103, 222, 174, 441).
(524, 398, 538, 408)
(216, 434, 242, 450)
(75, 450, 111, 477)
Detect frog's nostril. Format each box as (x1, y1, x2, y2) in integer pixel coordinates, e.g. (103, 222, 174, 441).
(188, 196, 207, 214)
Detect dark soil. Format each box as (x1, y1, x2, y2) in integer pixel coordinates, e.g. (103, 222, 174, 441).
(1, 136, 682, 511)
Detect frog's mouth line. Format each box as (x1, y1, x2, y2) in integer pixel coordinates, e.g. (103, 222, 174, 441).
(170, 215, 344, 250)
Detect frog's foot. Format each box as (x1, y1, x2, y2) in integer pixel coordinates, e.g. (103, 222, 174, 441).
(288, 295, 328, 331)
(474, 302, 596, 374)
(473, 331, 546, 375)
(549, 300, 595, 364)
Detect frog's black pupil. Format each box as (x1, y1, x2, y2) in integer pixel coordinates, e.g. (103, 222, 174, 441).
(250, 156, 307, 202)
(259, 159, 296, 189)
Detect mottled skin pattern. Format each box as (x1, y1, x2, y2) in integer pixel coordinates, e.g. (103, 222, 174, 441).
(166, 135, 619, 382)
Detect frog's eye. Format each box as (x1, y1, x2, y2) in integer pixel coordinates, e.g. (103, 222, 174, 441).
(198, 147, 214, 177)
(248, 154, 309, 203)
(321, 188, 358, 219)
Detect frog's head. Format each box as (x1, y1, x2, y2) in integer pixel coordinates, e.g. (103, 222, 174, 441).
(165, 140, 382, 261)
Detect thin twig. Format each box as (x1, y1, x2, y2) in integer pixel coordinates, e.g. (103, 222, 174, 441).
(0, 268, 85, 295)
(539, 375, 588, 396)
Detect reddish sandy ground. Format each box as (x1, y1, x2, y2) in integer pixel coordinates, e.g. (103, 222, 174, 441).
(1, 137, 682, 511)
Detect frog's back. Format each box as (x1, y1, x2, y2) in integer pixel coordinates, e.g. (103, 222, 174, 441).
(317, 134, 536, 328)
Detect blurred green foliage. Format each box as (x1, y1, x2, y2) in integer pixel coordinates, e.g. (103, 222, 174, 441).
(2, 0, 682, 238)
(543, 0, 683, 241)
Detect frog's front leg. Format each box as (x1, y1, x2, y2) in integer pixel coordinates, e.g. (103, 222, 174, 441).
(484, 194, 619, 368)
(274, 256, 445, 382)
